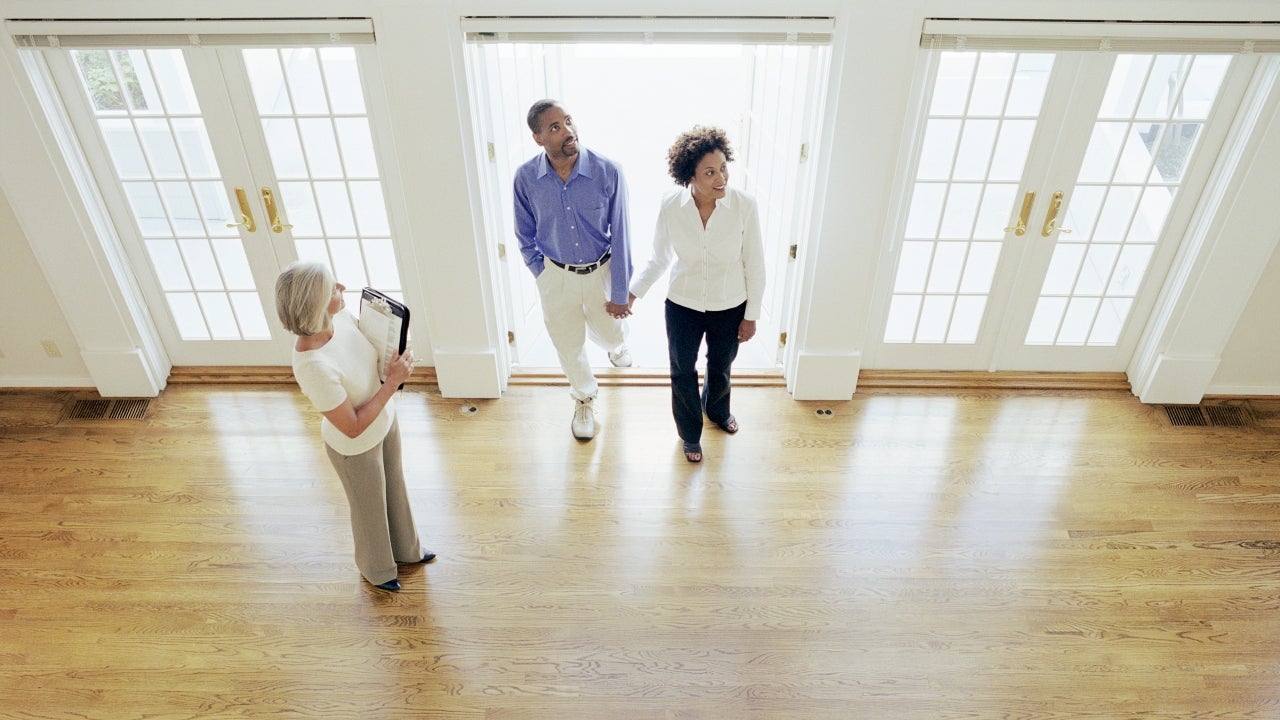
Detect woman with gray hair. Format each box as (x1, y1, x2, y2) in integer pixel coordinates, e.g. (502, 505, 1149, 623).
(275, 261, 434, 592)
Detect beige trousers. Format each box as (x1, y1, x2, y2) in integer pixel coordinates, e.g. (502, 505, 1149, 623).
(325, 418, 422, 585)
(535, 259, 628, 400)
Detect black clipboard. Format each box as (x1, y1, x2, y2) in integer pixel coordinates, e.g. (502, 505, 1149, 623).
(358, 287, 409, 389)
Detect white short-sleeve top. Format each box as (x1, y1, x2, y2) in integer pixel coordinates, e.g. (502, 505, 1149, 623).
(291, 310, 395, 456)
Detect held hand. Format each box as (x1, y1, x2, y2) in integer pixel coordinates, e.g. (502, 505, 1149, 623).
(605, 301, 631, 319)
(627, 292, 637, 309)
(385, 350, 414, 386)
(737, 320, 757, 343)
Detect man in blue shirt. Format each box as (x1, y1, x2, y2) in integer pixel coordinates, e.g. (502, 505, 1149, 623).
(514, 99, 634, 441)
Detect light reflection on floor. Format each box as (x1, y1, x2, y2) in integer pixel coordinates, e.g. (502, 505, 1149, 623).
(832, 395, 1084, 584)
(203, 385, 1089, 612)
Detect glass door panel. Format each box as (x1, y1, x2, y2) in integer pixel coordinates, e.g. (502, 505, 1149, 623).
(1023, 54, 1232, 348)
(240, 47, 403, 310)
(69, 48, 274, 346)
(882, 51, 1055, 350)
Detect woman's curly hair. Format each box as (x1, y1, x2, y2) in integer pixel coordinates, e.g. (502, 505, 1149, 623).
(666, 126, 735, 187)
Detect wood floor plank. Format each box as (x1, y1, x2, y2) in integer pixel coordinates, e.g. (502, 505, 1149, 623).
(1, 385, 1279, 719)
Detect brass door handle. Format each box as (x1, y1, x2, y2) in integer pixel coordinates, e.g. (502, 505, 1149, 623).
(261, 187, 293, 234)
(1042, 190, 1073, 237)
(1003, 191, 1035, 236)
(225, 186, 257, 232)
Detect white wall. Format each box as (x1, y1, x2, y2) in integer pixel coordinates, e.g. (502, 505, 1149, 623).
(0, 185, 91, 386)
(1211, 243, 1280, 395)
(2, 0, 1280, 398)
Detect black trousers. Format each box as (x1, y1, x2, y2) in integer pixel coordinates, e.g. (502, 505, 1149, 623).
(665, 299, 746, 444)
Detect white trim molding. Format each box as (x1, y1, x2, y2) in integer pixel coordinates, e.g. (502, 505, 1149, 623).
(1129, 57, 1280, 404)
(432, 350, 502, 399)
(82, 349, 164, 397)
(1133, 353, 1222, 405)
(461, 15, 834, 44)
(6, 18, 375, 47)
(790, 350, 861, 400)
(1205, 383, 1280, 397)
(1, 34, 171, 397)
(921, 19, 1280, 52)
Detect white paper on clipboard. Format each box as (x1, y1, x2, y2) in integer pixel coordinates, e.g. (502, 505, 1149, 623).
(358, 287, 409, 386)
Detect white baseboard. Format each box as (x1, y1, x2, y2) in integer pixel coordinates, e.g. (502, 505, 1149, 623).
(82, 349, 165, 397)
(789, 351, 861, 400)
(432, 349, 502, 398)
(0, 374, 95, 388)
(1131, 353, 1220, 404)
(1204, 384, 1280, 397)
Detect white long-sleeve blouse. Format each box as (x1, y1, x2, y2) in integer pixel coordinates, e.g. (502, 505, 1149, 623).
(630, 186, 766, 321)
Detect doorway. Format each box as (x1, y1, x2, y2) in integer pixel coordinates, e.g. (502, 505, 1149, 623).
(465, 40, 830, 373)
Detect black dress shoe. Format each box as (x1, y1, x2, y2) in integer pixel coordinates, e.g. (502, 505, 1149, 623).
(373, 579, 401, 591)
(420, 552, 437, 564)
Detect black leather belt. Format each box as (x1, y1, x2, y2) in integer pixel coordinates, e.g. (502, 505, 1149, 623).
(548, 250, 611, 275)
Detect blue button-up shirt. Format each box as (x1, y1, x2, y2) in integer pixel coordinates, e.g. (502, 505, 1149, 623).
(513, 147, 632, 305)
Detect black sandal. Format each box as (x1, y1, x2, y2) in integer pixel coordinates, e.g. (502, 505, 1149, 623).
(717, 415, 739, 434)
(683, 442, 702, 463)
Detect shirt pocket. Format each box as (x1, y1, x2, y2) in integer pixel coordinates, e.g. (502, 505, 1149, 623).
(579, 189, 611, 234)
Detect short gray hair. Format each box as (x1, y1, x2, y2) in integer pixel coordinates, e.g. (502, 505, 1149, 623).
(527, 98, 560, 133)
(275, 261, 334, 336)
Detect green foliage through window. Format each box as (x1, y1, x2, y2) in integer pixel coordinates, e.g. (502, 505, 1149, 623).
(74, 50, 148, 111)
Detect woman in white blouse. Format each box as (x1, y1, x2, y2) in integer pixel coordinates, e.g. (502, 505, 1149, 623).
(629, 127, 766, 463)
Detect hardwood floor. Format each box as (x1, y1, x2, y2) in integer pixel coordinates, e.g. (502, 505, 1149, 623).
(2, 383, 1279, 719)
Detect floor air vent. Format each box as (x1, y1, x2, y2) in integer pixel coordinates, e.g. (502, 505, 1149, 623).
(1204, 405, 1252, 428)
(1162, 403, 1253, 428)
(61, 397, 152, 423)
(108, 398, 151, 420)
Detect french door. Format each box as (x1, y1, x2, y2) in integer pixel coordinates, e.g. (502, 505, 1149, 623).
(867, 49, 1255, 371)
(467, 43, 556, 369)
(40, 42, 405, 365)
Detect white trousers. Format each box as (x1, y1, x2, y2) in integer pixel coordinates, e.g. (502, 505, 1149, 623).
(535, 259, 627, 400)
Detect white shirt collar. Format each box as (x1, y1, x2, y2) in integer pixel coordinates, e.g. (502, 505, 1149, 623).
(679, 186, 736, 210)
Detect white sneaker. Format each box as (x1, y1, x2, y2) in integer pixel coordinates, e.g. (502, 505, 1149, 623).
(608, 346, 633, 367)
(571, 397, 597, 440)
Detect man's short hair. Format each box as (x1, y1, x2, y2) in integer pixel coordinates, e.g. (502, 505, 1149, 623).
(527, 99, 560, 133)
